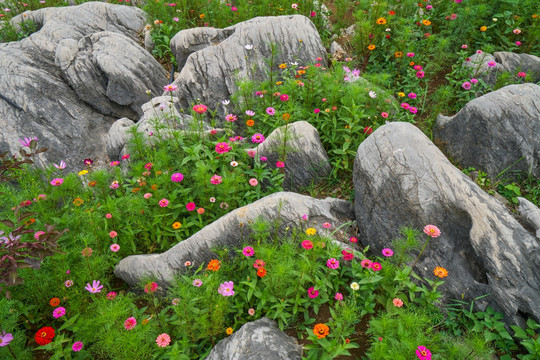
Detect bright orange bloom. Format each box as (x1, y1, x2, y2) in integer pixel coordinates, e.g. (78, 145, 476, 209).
(434, 267, 448, 278)
(172, 222, 181, 229)
(246, 119, 255, 127)
(50, 297, 60, 307)
(88, 181, 97, 187)
(282, 113, 290, 121)
(257, 268, 267, 278)
(394, 51, 403, 58)
(226, 327, 234, 335)
(422, 19, 431, 26)
(207, 259, 221, 271)
(279, 63, 287, 69)
(409, 61, 415, 66)
(313, 323, 330, 339)
(480, 26, 487, 31)
(151, 184, 158, 191)
(388, 10, 396, 16)
(368, 44, 376, 50)
(376, 17, 387, 25)
(132, 187, 140, 193)
(297, 70, 306, 75)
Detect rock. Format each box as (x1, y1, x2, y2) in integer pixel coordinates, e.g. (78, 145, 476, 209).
(247, 121, 331, 191)
(0, 3, 166, 171)
(330, 41, 345, 61)
(168, 15, 326, 114)
(106, 118, 136, 161)
(462, 52, 500, 85)
(494, 52, 540, 82)
(517, 197, 540, 240)
(433, 84, 540, 179)
(114, 192, 354, 288)
(353, 122, 540, 325)
(206, 317, 302, 360)
(144, 27, 154, 53)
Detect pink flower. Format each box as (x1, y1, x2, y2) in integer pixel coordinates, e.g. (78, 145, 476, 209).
(361, 259, 372, 268)
(407, 52, 415, 57)
(144, 162, 153, 170)
(110, 161, 120, 166)
(276, 161, 285, 168)
(144, 193, 152, 199)
(72, 341, 83, 352)
(225, 113, 237, 122)
(426, 5, 432, 9)
(310, 11, 316, 17)
(401, 102, 410, 110)
(252, 133, 265, 143)
(210, 175, 222, 185)
(34, 231, 45, 240)
(53, 306, 66, 318)
(172, 298, 180, 305)
(159, 199, 169, 207)
(349, 236, 358, 243)
(471, 78, 478, 84)
(109, 231, 117, 238)
(279, 94, 289, 101)
(314, 108, 320, 114)
(85, 280, 103, 293)
(461, 44, 468, 49)
(110, 244, 120, 252)
(156, 333, 171, 347)
(218, 281, 235, 296)
(242, 246, 255, 257)
(107, 291, 117, 300)
(248, 308, 255, 316)
(382, 248, 394, 257)
(50, 178, 64, 186)
(370, 262, 382, 271)
(454, 0, 462, 2)
(193, 104, 207, 114)
(171, 173, 184, 182)
(409, 107, 418, 114)
(248, 150, 256, 158)
(231, 6, 237, 11)
(266, 107, 275, 115)
(193, 279, 203, 287)
(416, 71, 425, 78)
(327, 258, 339, 269)
(515, 41, 521, 46)
(322, 222, 331, 229)
(109, 181, 119, 189)
(163, 84, 178, 92)
(215, 142, 231, 154)
(414, 65, 423, 71)
(450, 13, 457, 20)
(124, 317, 137, 330)
(408, 92, 417, 99)
(253, 259, 266, 269)
(186, 202, 196, 211)
(105, 213, 112, 219)
(335, 293, 343, 301)
(487, 61, 496, 67)
(462, 82, 471, 90)
(307, 287, 319, 298)
(517, 72, 526, 78)
(416, 345, 432, 360)
(64, 280, 73, 287)
(249, 178, 258, 186)
(381, 112, 389, 118)
(342, 249, 354, 261)
(513, 28, 521, 34)
(423, 225, 441, 238)
(364, 127, 373, 135)
(302, 240, 313, 250)
(144, 282, 158, 293)
(393, 298, 403, 307)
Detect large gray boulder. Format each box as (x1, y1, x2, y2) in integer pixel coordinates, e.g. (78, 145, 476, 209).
(206, 317, 302, 360)
(114, 192, 355, 288)
(353, 122, 540, 326)
(168, 15, 326, 113)
(0, 3, 167, 171)
(434, 84, 540, 179)
(247, 121, 331, 191)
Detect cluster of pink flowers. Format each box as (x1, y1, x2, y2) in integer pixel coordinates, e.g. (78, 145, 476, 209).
(210, 175, 222, 185)
(218, 281, 235, 296)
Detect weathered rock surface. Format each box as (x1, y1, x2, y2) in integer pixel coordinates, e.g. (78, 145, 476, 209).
(517, 197, 540, 241)
(434, 84, 540, 179)
(0, 3, 167, 171)
(168, 15, 326, 113)
(206, 317, 302, 360)
(462, 52, 500, 85)
(115, 192, 354, 288)
(247, 121, 331, 191)
(353, 122, 540, 325)
(106, 118, 136, 161)
(494, 51, 540, 82)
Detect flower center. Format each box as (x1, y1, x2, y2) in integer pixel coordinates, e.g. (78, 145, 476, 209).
(421, 351, 427, 356)
(41, 332, 47, 337)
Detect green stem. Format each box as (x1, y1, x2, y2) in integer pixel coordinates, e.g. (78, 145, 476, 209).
(408, 236, 432, 276)
(7, 344, 17, 359)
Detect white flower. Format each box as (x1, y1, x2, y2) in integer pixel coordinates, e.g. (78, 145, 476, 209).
(369, 91, 377, 98)
(291, 3, 298, 9)
(385, 28, 391, 32)
(230, 161, 238, 167)
(290, 61, 298, 66)
(350, 282, 359, 291)
(244, 44, 254, 50)
(222, 100, 230, 105)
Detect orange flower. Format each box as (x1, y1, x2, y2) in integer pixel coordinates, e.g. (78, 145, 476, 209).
(376, 17, 387, 25)
(207, 259, 221, 271)
(197, 208, 205, 215)
(409, 61, 415, 66)
(172, 222, 181, 229)
(257, 268, 267, 278)
(368, 44, 376, 50)
(480, 26, 487, 32)
(73, 198, 84, 206)
(422, 19, 431, 26)
(313, 323, 330, 339)
(151, 184, 158, 191)
(88, 181, 97, 187)
(282, 113, 290, 121)
(139, 181, 147, 187)
(226, 327, 234, 335)
(434, 267, 448, 278)
(246, 119, 255, 127)
(297, 70, 306, 75)
(142, 319, 149, 325)
(50, 297, 60, 307)
(132, 187, 140, 193)
(279, 63, 287, 69)
(199, 14, 205, 19)
(394, 51, 403, 58)
(156, 171, 162, 176)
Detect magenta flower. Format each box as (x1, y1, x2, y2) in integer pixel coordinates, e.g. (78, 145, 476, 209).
(159, 198, 170, 207)
(401, 102, 410, 110)
(516, 41, 521, 46)
(72, 341, 83, 352)
(186, 202, 196, 211)
(326, 258, 339, 269)
(361, 259, 372, 268)
(34, 231, 45, 240)
(314, 108, 320, 114)
(210, 174, 222, 185)
(276, 161, 285, 168)
(323, 222, 331, 228)
(334, 293, 343, 301)
(193, 104, 207, 114)
(225, 114, 237, 122)
(218, 281, 235, 296)
(193, 279, 203, 287)
(252, 133, 265, 143)
(107, 291, 117, 300)
(122, 154, 130, 160)
(416, 345, 432, 360)
(215, 142, 231, 154)
(302, 240, 313, 250)
(307, 287, 319, 298)
(85, 280, 103, 293)
(242, 246, 255, 257)
(342, 249, 354, 261)
(407, 52, 415, 57)
(371, 262, 382, 271)
(110, 161, 120, 166)
(381, 112, 389, 118)
(110, 244, 120, 252)
(64, 280, 73, 287)
(171, 173, 184, 182)
(382, 248, 394, 257)
(423, 225, 441, 237)
(53, 306, 66, 318)
(471, 78, 478, 84)
(350, 236, 357, 243)
(144, 282, 158, 293)
(487, 61, 496, 67)
(124, 317, 137, 330)
(279, 94, 289, 101)
(416, 71, 425, 78)
(408, 93, 417, 99)
(462, 82, 472, 90)
(517, 72, 526, 78)
(50, 178, 64, 186)
(18, 137, 38, 147)
(409, 107, 418, 114)
(266, 107, 275, 115)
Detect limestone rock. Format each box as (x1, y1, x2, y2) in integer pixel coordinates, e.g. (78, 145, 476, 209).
(517, 197, 540, 240)
(114, 192, 354, 288)
(434, 84, 540, 179)
(247, 121, 331, 191)
(106, 118, 136, 161)
(206, 317, 302, 360)
(353, 122, 540, 325)
(168, 15, 326, 114)
(494, 52, 540, 82)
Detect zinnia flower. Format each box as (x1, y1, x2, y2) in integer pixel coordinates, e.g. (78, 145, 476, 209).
(350, 282, 359, 290)
(144, 282, 158, 293)
(50, 178, 64, 186)
(242, 246, 255, 257)
(361, 259, 372, 268)
(193, 279, 203, 287)
(107, 292, 117, 300)
(252, 133, 265, 143)
(253, 259, 266, 269)
(302, 240, 313, 249)
(164, 84, 178, 92)
(35, 327, 55, 345)
(313, 323, 330, 339)
(276, 161, 285, 168)
(210, 175, 222, 185)
(207, 259, 221, 271)
(326, 258, 339, 269)
(305, 228, 316, 236)
(423, 225, 441, 237)
(156, 333, 171, 347)
(53, 307, 66, 318)
(72, 341, 83, 352)
(382, 248, 394, 257)
(171, 173, 184, 182)
(307, 287, 319, 298)
(226, 327, 234, 335)
(159, 199, 169, 207)
(215, 142, 231, 154)
(248, 308, 255, 316)
(266, 107, 275, 115)
(371, 262, 382, 271)
(249, 178, 258, 186)
(434, 266, 448, 278)
(50, 297, 60, 307)
(193, 104, 207, 114)
(110, 244, 120, 252)
(416, 345, 432, 360)
(334, 293, 343, 301)
(462, 82, 472, 90)
(218, 281, 235, 296)
(124, 317, 137, 330)
(257, 267, 267, 278)
(393, 298, 404, 307)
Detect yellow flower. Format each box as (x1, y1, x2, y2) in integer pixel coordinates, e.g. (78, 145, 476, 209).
(480, 26, 487, 32)
(325, 108, 330, 113)
(226, 327, 234, 335)
(368, 44, 376, 50)
(398, 92, 405, 97)
(422, 19, 431, 26)
(279, 63, 287, 69)
(305, 228, 317, 236)
(376, 17, 387, 25)
(78, 170, 88, 176)
(172, 222, 182, 229)
(199, 14, 205, 19)
(276, 81, 283, 85)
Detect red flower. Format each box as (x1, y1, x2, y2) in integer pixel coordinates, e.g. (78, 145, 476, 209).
(35, 327, 55, 346)
(388, 10, 395, 15)
(257, 268, 267, 278)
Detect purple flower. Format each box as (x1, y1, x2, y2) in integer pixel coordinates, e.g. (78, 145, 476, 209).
(218, 281, 235, 296)
(266, 107, 275, 115)
(19, 137, 37, 147)
(85, 280, 104, 294)
(171, 173, 184, 182)
(0, 331, 14, 347)
(53, 307, 66, 318)
(54, 161, 66, 169)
